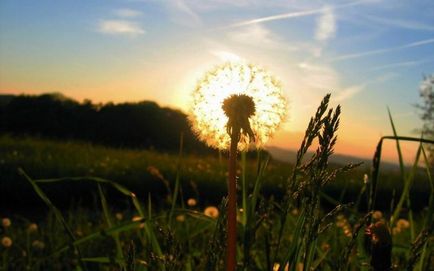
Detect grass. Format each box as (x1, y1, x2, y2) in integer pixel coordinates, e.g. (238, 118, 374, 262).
(0, 95, 433, 270)
(0, 135, 431, 212)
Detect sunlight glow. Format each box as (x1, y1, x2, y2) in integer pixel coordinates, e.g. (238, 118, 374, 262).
(189, 62, 287, 151)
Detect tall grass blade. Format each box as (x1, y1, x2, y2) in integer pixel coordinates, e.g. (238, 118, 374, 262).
(387, 108, 405, 176)
(169, 132, 183, 227)
(18, 168, 87, 271)
(51, 218, 147, 256)
(369, 138, 383, 214)
(97, 184, 125, 267)
(33, 175, 164, 268)
(414, 145, 434, 270)
(279, 208, 306, 271)
(241, 151, 247, 226)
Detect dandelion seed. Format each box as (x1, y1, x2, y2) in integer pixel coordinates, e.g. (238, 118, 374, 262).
(396, 218, 410, 230)
(2, 218, 11, 228)
(132, 216, 142, 222)
(372, 210, 383, 220)
(321, 242, 330, 251)
(273, 263, 289, 271)
(187, 198, 197, 207)
(115, 212, 123, 221)
(1, 236, 12, 248)
(147, 166, 164, 179)
(204, 206, 219, 218)
(392, 227, 401, 235)
(363, 174, 369, 184)
(132, 216, 145, 228)
(176, 215, 185, 222)
(28, 223, 38, 233)
(32, 240, 45, 250)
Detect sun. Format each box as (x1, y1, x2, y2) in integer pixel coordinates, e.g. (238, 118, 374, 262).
(189, 61, 287, 151)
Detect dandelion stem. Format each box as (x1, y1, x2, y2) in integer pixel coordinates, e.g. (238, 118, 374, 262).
(227, 130, 239, 271)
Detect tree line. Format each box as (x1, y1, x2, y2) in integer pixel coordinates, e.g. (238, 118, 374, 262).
(0, 93, 213, 154)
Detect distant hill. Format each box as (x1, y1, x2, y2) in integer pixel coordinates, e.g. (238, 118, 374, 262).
(0, 93, 213, 154)
(266, 145, 400, 171)
(0, 94, 15, 107)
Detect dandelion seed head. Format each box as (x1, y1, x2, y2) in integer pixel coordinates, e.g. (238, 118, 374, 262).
(187, 198, 197, 207)
(396, 218, 410, 230)
(28, 223, 38, 233)
(176, 215, 185, 222)
(115, 212, 123, 221)
(2, 218, 11, 228)
(372, 210, 383, 220)
(204, 206, 219, 218)
(189, 62, 287, 151)
(32, 240, 45, 250)
(1, 236, 12, 248)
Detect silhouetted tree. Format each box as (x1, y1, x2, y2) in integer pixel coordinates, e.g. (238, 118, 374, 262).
(417, 74, 434, 166)
(0, 93, 212, 154)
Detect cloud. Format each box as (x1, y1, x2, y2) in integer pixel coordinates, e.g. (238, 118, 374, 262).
(370, 59, 434, 71)
(115, 8, 143, 18)
(226, 24, 296, 52)
(334, 72, 397, 102)
(365, 15, 434, 31)
(225, 0, 374, 29)
(167, 0, 202, 27)
(210, 50, 242, 62)
(331, 37, 434, 61)
(315, 6, 336, 41)
(98, 20, 145, 36)
(298, 62, 340, 90)
(335, 84, 365, 102)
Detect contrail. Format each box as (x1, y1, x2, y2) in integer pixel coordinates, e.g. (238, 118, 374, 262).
(331, 37, 434, 61)
(225, 0, 374, 29)
(370, 59, 434, 71)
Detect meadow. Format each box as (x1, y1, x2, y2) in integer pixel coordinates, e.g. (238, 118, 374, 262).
(0, 96, 433, 270)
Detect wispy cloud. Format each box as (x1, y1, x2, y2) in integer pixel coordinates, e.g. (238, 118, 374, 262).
(115, 8, 142, 18)
(334, 72, 398, 102)
(298, 62, 340, 90)
(315, 6, 336, 41)
(210, 50, 242, 62)
(227, 24, 296, 52)
(97, 20, 145, 36)
(332, 37, 434, 61)
(335, 84, 365, 102)
(168, 0, 202, 27)
(226, 0, 373, 28)
(365, 15, 434, 31)
(370, 59, 434, 71)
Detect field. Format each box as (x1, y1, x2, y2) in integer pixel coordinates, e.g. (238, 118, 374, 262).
(1, 129, 433, 270)
(0, 135, 431, 212)
(0, 96, 433, 271)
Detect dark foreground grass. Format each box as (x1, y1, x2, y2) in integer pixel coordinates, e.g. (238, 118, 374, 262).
(0, 96, 433, 270)
(0, 135, 431, 212)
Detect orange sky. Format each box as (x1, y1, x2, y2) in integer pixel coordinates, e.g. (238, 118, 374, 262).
(1, 0, 431, 164)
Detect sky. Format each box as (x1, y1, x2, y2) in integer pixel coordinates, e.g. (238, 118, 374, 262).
(0, 0, 433, 163)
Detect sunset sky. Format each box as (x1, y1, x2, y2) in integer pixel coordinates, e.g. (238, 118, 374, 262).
(1, 0, 433, 162)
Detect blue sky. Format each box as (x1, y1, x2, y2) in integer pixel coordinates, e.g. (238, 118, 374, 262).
(1, 0, 433, 160)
